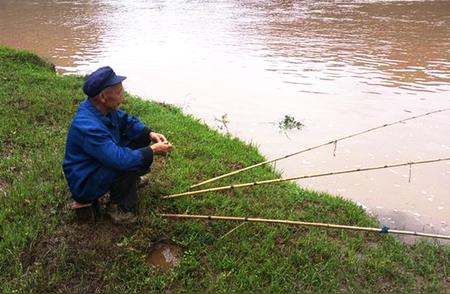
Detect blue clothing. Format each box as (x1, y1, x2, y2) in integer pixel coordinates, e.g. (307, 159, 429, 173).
(63, 99, 153, 202)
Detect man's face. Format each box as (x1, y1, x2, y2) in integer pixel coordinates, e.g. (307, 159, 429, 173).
(102, 83, 125, 112)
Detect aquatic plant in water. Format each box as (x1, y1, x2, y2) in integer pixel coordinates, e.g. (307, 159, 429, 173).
(278, 115, 303, 131)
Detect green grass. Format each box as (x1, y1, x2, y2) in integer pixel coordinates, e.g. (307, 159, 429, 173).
(0, 46, 449, 293)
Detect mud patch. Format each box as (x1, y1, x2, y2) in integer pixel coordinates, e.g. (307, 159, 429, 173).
(228, 161, 246, 171)
(21, 221, 134, 293)
(444, 277, 450, 292)
(0, 139, 16, 157)
(0, 179, 7, 192)
(147, 241, 182, 271)
(22, 222, 131, 268)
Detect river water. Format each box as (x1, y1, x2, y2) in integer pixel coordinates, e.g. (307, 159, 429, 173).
(1, 0, 450, 236)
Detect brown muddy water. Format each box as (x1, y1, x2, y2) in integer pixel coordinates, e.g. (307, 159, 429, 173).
(147, 242, 182, 270)
(1, 0, 450, 237)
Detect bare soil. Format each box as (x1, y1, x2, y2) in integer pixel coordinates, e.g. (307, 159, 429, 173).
(21, 219, 135, 293)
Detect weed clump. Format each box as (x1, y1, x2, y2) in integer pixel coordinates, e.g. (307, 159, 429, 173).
(278, 115, 304, 131)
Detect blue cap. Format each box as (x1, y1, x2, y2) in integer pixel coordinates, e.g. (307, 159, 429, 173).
(83, 66, 126, 98)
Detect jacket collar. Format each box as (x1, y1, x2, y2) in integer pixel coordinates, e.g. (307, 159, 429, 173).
(83, 98, 116, 127)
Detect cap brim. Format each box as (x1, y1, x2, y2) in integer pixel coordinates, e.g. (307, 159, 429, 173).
(105, 75, 127, 87)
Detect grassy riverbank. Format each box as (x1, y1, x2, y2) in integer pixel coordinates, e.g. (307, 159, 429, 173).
(0, 47, 449, 293)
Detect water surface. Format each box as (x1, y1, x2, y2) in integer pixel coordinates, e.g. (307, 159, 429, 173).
(1, 0, 449, 236)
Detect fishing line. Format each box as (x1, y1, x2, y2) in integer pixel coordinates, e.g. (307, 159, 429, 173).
(190, 108, 450, 189)
(164, 157, 450, 199)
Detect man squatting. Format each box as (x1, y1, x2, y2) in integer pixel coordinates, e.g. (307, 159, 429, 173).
(63, 66, 172, 224)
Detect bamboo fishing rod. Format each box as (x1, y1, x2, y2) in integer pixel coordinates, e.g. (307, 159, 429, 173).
(190, 108, 450, 189)
(159, 213, 450, 240)
(164, 157, 450, 199)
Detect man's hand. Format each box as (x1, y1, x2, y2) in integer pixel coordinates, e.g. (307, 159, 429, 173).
(150, 132, 168, 143)
(150, 141, 172, 155)
(149, 132, 172, 155)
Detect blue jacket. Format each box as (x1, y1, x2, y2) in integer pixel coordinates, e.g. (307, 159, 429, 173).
(63, 99, 153, 202)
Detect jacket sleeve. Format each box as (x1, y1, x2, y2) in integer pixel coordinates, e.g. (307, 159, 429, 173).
(81, 126, 153, 171)
(117, 110, 152, 142)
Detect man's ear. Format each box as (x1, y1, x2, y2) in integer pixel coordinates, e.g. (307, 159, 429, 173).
(99, 91, 106, 103)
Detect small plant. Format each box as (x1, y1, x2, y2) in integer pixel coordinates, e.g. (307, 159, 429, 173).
(215, 113, 230, 134)
(278, 115, 303, 131)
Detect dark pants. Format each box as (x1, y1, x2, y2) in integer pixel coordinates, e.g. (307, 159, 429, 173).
(110, 138, 150, 212)
(110, 168, 148, 212)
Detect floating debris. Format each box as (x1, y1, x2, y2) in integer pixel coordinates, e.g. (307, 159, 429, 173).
(278, 115, 304, 131)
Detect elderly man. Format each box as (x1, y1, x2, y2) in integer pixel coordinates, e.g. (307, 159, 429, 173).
(63, 66, 171, 224)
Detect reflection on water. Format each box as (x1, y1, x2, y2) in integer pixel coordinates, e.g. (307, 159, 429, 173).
(1, 0, 450, 236)
(0, 0, 108, 72)
(244, 0, 450, 93)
